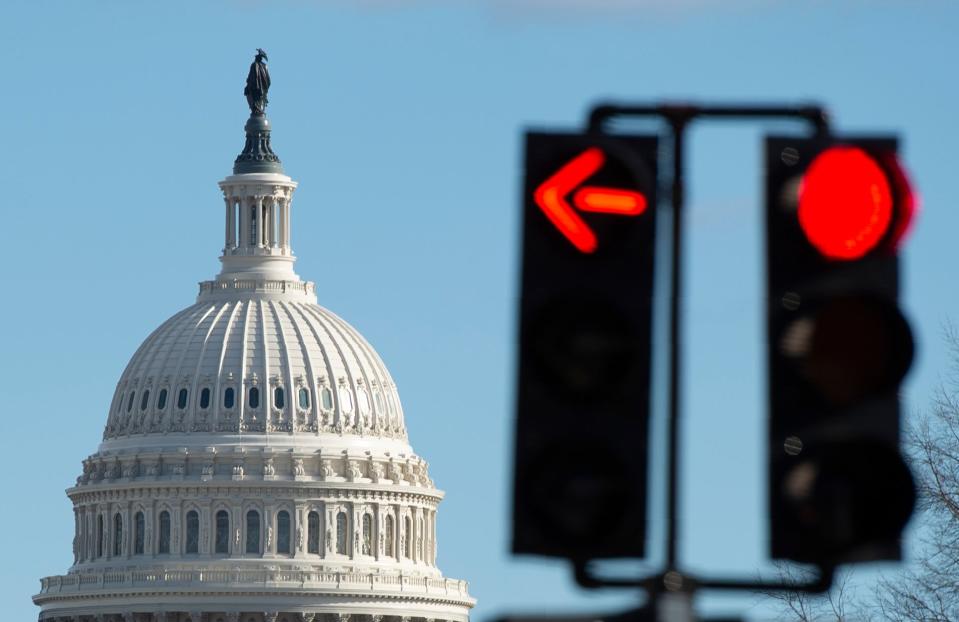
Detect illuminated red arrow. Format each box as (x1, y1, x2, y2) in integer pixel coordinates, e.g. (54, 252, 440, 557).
(533, 148, 648, 253)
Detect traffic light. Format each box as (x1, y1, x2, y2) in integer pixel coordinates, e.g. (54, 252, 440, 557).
(765, 135, 918, 564)
(512, 131, 658, 560)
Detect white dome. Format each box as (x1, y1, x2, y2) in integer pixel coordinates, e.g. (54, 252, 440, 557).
(104, 297, 408, 447)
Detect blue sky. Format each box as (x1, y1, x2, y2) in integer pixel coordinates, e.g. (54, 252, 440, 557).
(2, 1, 957, 619)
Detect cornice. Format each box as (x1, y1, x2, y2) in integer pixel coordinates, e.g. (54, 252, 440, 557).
(35, 569, 475, 609)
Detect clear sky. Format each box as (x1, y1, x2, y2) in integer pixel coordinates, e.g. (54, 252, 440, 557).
(2, 1, 957, 620)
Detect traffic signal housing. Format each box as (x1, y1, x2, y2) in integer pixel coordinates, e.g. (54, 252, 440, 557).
(513, 131, 658, 560)
(765, 135, 917, 565)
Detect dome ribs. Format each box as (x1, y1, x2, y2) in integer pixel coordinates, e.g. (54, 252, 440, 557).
(277, 300, 321, 435)
(337, 312, 404, 434)
(292, 302, 352, 432)
(166, 304, 217, 433)
(103, 300, 411, 446)
(237, 300, 254, 434)
(187, 302, 233, 434)
(287, 302, 339, 433)
(256, 299, 271, 435)
(265, 299, 294, 434)
(298, 303, 363, 433)
(319, 308, 376, 434)
(142, 304, 208, 435)
(269, 300, 300, 434)
(211, 301, 243, 434)
(329, 309, 391, 434)
(110, 304, 207, 439)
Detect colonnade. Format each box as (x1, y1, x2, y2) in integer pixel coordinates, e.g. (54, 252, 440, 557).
(224, 194, 292, 253)
(73, 498, 438, 567)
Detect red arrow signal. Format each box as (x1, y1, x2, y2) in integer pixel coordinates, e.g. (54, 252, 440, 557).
(533, 147, 648, 253)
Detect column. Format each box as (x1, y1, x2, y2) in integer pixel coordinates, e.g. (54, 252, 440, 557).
(263, 196, 270, 248)
(256, 197, 265, 248)
(76, 508, 85, 562)
(374, 504, 381, 561)
(266, 506, 275, 556)
(262, 199, 269, 248)
(124, 504, 132, 559)
(72, 509, 79, 563)
(278, 199, 287, 250)
(268, 198, 277, 248)
(224, 196, 233, 250)
(232, 504, 242, 555)
(172, 506, 182, 557)
(294, 504, 305, 558)
(201, 505, 211, 556)
(90, 506, 97, 560)
(407, 507, 415, 562)
(238, 198, 249, 253)
(431, 509, 438, 564)
(229, 198, 237, 249)
(146, 501, 154, 558)
(284, 197, 292, 251)
(104, 507, 111, 560)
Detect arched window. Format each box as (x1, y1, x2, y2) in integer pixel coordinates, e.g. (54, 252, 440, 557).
(186, 510, 199, 554)
(320, 387, 333, 410)
(404, 516, 412, 558)
(96, 514, 104, 558)
(158, 511, 171, 554)
(274, 387, 285, 409)
(246, 510, 260, 554)
(113, 513, 123, 556)
(277, 510, 291, 554)
(134, 512, 145, 555)
(374, 390, 384, 413)
(335, 512, 348, 555)
(249, 387, 260, 409)
(157, 388, 168, 410)
(215, 510, 230, 554)
(140, 390, 151, 411)
(177, 388, 189, 410)
(223, 387, 235, 409)
(126, 391, 136, 413)
(385, 515, 395, 558)
(362, 514, 373, 556)
(307, 511, 320, 554)
(298, 388, 310, 409)
(199, 388, 211, 410)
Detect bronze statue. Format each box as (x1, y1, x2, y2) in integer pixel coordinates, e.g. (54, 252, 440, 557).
(244, 49, 270, 115)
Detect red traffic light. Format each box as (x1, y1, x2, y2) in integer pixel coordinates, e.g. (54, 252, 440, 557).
(798, 146, 915, 260)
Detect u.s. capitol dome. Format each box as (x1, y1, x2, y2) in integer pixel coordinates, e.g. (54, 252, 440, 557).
(34, 53, 475, 622)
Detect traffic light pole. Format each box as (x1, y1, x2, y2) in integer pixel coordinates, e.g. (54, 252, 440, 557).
(578, 103, 833, 600)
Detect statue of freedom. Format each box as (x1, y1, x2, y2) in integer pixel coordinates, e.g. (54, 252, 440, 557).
(244, 49, 270, 115)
